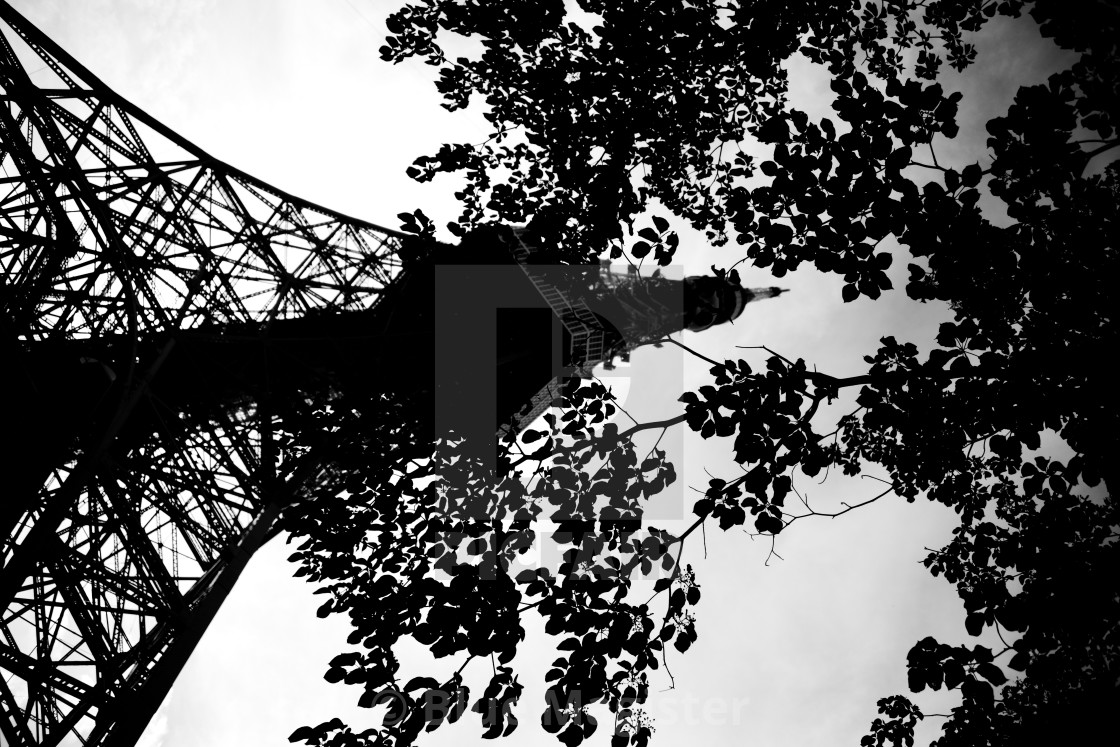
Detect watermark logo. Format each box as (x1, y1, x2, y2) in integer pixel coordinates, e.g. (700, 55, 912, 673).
(433, 260, 690, 579)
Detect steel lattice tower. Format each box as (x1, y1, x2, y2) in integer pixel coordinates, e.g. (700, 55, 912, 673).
(0, 3, 408, 745)
(0, 5, 788, 745)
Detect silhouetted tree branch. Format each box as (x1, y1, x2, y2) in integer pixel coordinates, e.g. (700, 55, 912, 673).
(287, 2, 1119, 746)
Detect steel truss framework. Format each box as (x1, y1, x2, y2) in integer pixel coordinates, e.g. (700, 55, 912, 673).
(0, 3, 407, 745)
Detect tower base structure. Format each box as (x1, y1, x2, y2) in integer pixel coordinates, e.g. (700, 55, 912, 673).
(0, 4, 405, 744)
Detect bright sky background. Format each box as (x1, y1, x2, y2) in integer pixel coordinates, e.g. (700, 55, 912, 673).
(9, 2, 1072, 746)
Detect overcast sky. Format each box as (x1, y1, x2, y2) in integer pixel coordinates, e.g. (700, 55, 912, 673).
(7, 2, 1072, 746)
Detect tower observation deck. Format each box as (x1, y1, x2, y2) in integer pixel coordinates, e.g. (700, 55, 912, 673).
(0, 4, 783, 745)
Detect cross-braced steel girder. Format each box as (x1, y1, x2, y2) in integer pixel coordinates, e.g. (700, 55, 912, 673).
(0, 3, 409, 745)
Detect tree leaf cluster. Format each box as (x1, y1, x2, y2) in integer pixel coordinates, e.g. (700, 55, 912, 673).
(288, 1, 1118, 745)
